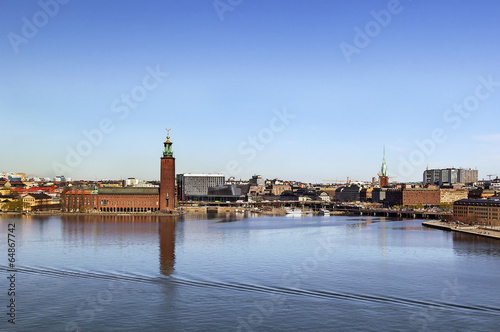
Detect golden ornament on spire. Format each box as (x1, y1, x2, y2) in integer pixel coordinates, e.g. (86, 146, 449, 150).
(166, 128, 172, 143)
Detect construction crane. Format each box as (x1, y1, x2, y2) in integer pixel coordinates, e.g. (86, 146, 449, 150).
(322, 178, 345, 183)
(322, 177, 355, 184)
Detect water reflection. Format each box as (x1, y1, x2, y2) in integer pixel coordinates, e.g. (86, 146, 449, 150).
(159, 217, 176, 276)
(60, 215, 178, 276)
(452, 232, 500, 257)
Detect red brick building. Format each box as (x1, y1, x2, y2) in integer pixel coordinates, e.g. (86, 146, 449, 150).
(385, 188, 440, 207)
(453, 198, 500, 225)
(61, 133, 177, 213)
(62, 188, 160, 212)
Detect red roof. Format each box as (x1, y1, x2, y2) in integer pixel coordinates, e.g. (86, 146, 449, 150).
(12, 186, 57, 194)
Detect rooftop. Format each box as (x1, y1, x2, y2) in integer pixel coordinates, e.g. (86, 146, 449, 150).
(98, 187, 159, 195)
(455, 198, 500, 206)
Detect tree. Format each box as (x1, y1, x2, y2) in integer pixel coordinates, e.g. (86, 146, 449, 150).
(3, 200, 31, 211)
(438, 202, 453, 211)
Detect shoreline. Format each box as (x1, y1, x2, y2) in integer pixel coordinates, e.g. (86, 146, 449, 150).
(2, 209, 443, 220)
(0, 210, 184, 217)
(422, 220, 500, 239)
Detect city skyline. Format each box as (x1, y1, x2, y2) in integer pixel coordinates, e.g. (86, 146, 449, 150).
(2, 0, 500, 182)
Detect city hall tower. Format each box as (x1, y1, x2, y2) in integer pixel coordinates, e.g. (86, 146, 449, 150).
(160, 130, 175, 211)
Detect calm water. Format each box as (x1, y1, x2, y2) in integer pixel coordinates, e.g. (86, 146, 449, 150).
(1, 214, 500, 331)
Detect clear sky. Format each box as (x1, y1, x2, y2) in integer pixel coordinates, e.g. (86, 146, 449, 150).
(1, 0, 499, 183)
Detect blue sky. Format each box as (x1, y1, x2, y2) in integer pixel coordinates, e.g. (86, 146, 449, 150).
(1, 0, 499, 182)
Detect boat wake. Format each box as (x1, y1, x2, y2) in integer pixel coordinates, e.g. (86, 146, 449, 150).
(2, 265, 500, 315)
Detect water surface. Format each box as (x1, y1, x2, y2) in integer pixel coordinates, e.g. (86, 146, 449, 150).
(1, 214, 500, 331)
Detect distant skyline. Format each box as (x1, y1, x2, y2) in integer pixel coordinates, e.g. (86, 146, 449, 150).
(2, 0, 499, 182)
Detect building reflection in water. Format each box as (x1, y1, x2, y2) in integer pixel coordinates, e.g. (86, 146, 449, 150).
(159, 216, 176, 276)
(452, 232, 500, 257)
(60, 214, 178, 276)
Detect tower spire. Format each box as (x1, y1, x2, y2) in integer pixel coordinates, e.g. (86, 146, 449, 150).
(379, 145, 389, 187)
(380, 145, 388, 177)
(163, 129, 173, 157)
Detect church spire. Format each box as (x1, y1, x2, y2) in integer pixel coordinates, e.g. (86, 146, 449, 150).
(380, 145, 388, 177)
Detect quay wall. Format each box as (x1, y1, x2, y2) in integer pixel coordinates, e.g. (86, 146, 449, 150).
(422, 220, 500, 239)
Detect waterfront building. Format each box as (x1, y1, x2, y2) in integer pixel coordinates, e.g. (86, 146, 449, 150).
(22, 192, 56, 210)
(62, 187, 160, 212)
(385, 188, 440, 207)
(453, 198, 500, 225)
(62, 130, 177, 213)
(176, 173, 225, 201)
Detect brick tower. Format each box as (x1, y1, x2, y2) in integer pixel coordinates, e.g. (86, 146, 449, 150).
(160, 130, 175, 211)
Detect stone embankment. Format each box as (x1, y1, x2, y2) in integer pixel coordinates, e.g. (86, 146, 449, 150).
(422, 220, 500, 239)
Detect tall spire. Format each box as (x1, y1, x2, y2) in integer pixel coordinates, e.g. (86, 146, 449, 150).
(380, 145, 388, 177)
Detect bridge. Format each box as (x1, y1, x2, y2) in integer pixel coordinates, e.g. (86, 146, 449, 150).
(179, 200, 446, 219)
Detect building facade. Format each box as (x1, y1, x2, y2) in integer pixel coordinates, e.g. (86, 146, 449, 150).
(453, 198, 500, 225)
(176, 173, 225, 201)
(440, 188, 469, 204)
(62, 188, 160, 212)
(385, 188, 440, 206)
(62, 130, 176, 213)
(423, 168, 478, 186)
(269, 184, 292, 196)
(337, 184, 362, 202)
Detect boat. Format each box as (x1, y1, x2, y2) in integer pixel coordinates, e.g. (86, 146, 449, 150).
(319, 208, 330, 216)
(285, 209, 302, 215)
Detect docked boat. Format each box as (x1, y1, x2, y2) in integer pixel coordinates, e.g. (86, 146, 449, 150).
(319, 208, 330, 216)
(285, 209, 302, 215)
